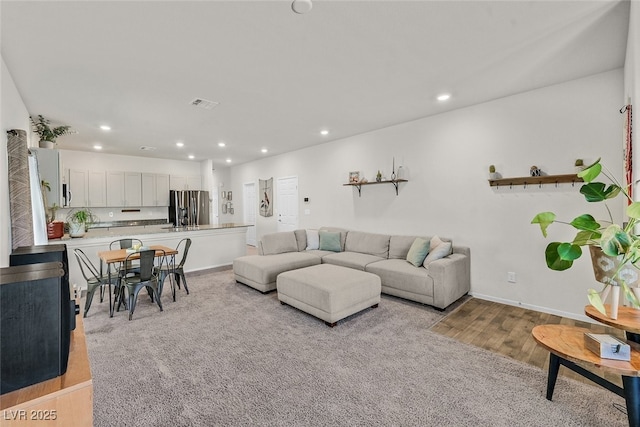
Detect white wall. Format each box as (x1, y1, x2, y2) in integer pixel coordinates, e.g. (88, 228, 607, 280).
(1, 56, 31, 266)
(229, 69, 623, 320)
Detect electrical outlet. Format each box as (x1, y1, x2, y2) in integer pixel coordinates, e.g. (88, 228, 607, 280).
(507, 272, 517, 283)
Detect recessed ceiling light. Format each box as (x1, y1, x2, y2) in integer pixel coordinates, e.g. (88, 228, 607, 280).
(261, 148, 268, 153)
(93, 144, 102, 150)
(437, 94, 451, 101)
(320, 129, 329, 136)
(99, 125, 111, 131)
(226, 158, 232, 163)
(292, 0, 313, 14)
(218, 142, 226, 147)
(176, 142, 184, 147)
(188, 155, 195, 160)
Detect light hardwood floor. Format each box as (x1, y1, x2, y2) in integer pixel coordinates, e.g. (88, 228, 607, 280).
(430, 297, 626, 387)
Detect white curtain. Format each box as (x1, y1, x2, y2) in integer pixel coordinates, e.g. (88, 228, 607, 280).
(28, 154, 47, 245)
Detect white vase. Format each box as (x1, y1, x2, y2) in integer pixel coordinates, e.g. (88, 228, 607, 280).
(69, 221, 85, 238)
(609, 285, 620, 320)
(39, 140, 54, 149)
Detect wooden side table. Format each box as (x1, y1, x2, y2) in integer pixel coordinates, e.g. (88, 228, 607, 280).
(0, 313, 93, 426)
(585, 305, 640, 344)
(533, 324, 640, 427)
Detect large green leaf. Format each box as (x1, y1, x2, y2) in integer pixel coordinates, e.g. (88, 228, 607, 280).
(531, 212, 556, 237)
(587, 288, 607, 315)
(580, 182, 621, 202)
(573, 230, 602, 245)
(621, 281, 640, 308)
(545, 242, 574, 271)
(628, 202, 640, 220)
(600, 224, 633, 256)
(569, 214, 600, 232)
(557, 242, 582, 260)
(577, 158, 601, 183)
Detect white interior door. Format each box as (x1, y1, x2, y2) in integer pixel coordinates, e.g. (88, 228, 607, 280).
(276, 176, 298, 232)
(243, 182, 257, 246)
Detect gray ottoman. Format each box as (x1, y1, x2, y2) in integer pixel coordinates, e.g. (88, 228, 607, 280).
(277, 264, 381, 327)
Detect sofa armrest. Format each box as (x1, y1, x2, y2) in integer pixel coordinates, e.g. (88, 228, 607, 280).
(427, 251, 470, 309)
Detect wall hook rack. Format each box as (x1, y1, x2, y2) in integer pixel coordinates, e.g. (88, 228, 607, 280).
(488, 174, 583, 188)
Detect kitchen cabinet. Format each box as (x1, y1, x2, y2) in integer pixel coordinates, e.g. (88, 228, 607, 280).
(107, 171, 141, 207)
(106, 171, 125, 207)
(68, 169, 87, 208)
(142, 173, 170, 206)
(87, 171, 106, 207)
(125, 172, 142, 206)
(170, 175, 201, 190)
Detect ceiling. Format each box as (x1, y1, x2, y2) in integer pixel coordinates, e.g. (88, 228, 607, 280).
(1, 1, 630, 168)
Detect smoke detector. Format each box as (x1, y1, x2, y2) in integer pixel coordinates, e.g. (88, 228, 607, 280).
(139, 146, 157, 151)
(190, 98, 219, 110)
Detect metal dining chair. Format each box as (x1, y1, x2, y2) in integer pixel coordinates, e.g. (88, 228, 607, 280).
(74, 248, 119, 317)
(155, 238, 191, 302)
(116, 249, 163, 320)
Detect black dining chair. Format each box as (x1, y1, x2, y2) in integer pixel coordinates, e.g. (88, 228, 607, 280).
(116, 249, 163, 320)
(74, 248, 119, 317)
(155, 238, 191, 302)
(109, 238, 144, 277)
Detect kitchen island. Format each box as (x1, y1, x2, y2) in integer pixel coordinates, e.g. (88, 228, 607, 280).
(50, 223, 251, 292)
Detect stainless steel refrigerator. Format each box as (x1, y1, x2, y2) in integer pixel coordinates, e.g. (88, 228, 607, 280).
(169, 190, 210, 227)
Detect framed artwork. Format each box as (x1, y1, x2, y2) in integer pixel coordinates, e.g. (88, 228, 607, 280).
(259, 177, 273, 217)
(227, 191, 232, 201)
(349, 171, 360, 183)
(221, 191, 226, 200)
(229, 208, 234, 215)
(222, 204, 227, 214)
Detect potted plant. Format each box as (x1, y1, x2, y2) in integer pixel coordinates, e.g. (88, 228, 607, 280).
(66, 208, 95, 238)
(531, 158, 640, 319)
(489, 165, 497, 180)
(30, 115, 73, 148)
(575, 158, 585, 173)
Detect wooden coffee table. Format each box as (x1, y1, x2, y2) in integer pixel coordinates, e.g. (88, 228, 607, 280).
(533, 324, 640, 426)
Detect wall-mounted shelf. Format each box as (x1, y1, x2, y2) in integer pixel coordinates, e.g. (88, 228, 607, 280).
(343, 179, 408, 196)
(488, 174, 583, 188)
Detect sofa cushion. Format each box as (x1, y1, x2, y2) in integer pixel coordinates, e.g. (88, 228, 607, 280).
(294, 229, 307, 252)
(233, 252, 321, 292)
(261, 231, 299, 255)
(344, 231, 390, 258)
(304, 249, 336, 258)
(406, 237, 430, 267)
(365, 259, 434, 297)
(423, 235, 453, 266)
(322, 252, 385, 271)
(305, 229, 320, 250)
(319, 227, 348, 251)
(319, 231, 342, 252)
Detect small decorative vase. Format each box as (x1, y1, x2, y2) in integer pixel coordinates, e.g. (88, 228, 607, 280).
(69, 221, 85, 238)
(39, 140, 54, 149)
(489, 172, 497, 180)
(397, 166, 405, 180)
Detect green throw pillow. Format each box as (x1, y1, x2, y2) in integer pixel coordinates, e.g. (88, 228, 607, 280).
(406, 237, 430, 267)
(319, 231, 341, 252)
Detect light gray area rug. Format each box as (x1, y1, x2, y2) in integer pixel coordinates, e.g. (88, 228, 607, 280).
(83, 268, 627, 426)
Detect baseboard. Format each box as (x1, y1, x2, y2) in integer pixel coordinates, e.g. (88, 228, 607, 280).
(469, 292, 596, 324)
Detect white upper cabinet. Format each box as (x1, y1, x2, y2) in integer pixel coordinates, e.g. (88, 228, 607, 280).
(107, 171, 141, 207)
(142, 173, 170, 206)
(124, 172, 142, 206)
(106, 171, 125, 207)
(87, 171, 106, 207)
(170, 175, 201, 190)
(68, 169, 87, 208)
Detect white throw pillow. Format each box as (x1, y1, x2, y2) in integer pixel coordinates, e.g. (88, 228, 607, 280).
(305, 229, 320, 250)
(423, 235, 453, 267)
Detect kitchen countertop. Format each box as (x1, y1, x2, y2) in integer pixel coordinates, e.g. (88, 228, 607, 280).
(56, 223, 252, 241)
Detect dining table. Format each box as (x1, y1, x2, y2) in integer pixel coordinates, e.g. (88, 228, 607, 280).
(97, 244, 178, 317)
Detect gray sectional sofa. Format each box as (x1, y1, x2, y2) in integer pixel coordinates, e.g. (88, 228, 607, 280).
(233, 227, 470, 310)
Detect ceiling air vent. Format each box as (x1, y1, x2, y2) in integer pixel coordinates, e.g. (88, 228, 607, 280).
(190, 98, 219, 110)
(139, 146, 157, 151)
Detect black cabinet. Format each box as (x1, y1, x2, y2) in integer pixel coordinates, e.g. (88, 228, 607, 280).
(1, 245, 74, 395)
